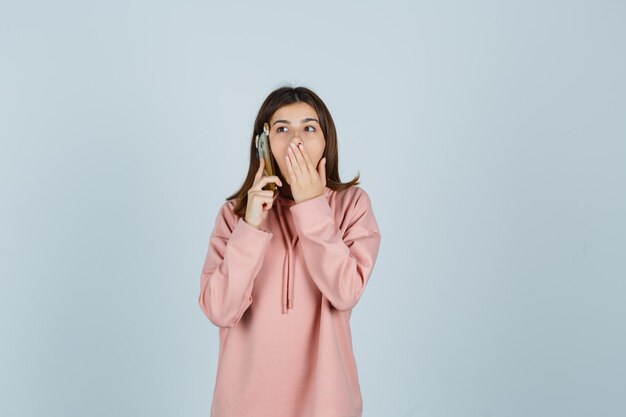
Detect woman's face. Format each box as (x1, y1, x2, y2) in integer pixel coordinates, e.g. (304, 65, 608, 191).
(268, 102, 326, 185)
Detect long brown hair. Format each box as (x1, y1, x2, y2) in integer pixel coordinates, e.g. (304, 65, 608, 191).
(226, 85, 360, 218)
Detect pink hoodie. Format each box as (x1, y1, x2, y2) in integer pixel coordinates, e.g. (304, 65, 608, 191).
(198, 185, 381, 417)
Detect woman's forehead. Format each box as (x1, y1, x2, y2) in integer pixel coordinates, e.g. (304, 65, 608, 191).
(270, 102, 318, 123)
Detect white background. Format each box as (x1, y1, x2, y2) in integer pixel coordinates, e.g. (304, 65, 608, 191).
(1, 1, 624, 416)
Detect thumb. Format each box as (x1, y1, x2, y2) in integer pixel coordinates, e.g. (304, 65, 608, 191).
(318, 157, 326, 184)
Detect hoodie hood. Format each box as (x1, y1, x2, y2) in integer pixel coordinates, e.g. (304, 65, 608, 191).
(274, 186, 333, 314)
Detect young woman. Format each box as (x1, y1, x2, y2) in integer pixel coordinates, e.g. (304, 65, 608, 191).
(198, 86, 382, 417)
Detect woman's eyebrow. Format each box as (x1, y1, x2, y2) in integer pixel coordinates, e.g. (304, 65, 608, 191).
(272, 118, 320, 126)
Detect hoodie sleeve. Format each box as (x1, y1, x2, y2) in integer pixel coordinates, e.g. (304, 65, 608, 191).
(289, 187, 381, 311)
(198, 202, 274, 328)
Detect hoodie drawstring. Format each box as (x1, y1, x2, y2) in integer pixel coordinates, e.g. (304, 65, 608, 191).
(275, 197, 299, 314)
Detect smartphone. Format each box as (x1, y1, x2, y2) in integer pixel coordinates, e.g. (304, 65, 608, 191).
(255, 122, 278, 195)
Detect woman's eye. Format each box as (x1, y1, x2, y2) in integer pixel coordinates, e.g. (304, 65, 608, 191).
(276, 126, 315, 133)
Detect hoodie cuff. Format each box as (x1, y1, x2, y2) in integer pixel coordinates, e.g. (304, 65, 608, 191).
(289, 193, 332, 227)
(232, 217, 274, 240)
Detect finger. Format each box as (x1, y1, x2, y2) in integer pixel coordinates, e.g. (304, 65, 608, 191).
(250, 190, 275, 202)
(291, 144, 307, 171)
(292, 144, 312, 178)
(266, 175, 283, 187)
(262, 192, 280, 209)
(257, 195, 275, 211)
(258, 176, 283, 189)
(296, 143, 315, 175)
(252, 175, 282, 191)
(285, 150, 297, 184)
(254, 158, 265, 183)
(287, 145, 302, 178)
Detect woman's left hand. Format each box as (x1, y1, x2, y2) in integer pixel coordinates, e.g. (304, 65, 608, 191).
(286, 142, 326, 204)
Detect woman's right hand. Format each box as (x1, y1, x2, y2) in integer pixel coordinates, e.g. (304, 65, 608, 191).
(245, 158, 283, 229)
